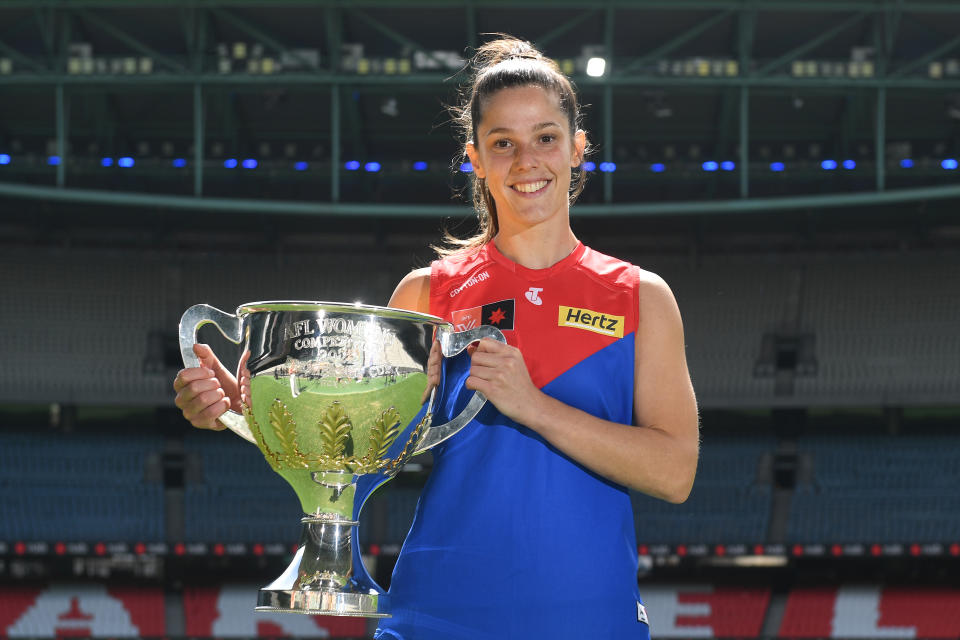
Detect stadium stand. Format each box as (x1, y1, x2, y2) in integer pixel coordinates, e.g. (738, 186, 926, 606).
(182, 429, 302, 543)
(631, 436, 774, 544)
(0, 433, 164, 542)
(795, 251, 960, 404)
(787, 435, 960, 543)
(4, 247, 960, 408)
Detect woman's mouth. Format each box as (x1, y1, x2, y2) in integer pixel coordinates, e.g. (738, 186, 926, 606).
(511, 179, 550, 194)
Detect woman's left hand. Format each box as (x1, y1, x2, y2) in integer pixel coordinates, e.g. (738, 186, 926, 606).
(464, 337, 543, 424)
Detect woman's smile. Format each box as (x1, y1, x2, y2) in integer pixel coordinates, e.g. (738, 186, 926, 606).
(511, 179, 551, 194)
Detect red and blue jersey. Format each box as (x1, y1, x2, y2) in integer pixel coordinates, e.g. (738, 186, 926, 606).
(376, 241, 649, 640)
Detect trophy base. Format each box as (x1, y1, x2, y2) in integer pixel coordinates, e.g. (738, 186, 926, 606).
(256, 588, 390, 617)
(256, 516, 390, 617)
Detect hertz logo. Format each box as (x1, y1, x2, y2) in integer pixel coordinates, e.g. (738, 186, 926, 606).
(558, 306, 624, 338)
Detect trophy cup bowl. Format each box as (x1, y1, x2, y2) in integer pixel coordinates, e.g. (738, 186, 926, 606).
(179, 301, 505, 618)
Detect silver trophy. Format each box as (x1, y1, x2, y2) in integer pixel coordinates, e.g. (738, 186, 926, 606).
(179, 301, 504, 618)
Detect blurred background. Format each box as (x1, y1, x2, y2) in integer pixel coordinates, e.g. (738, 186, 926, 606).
(1, 1, 959, 638)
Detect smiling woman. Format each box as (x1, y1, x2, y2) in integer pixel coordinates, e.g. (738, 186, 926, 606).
(437, 37, 591, 261)
(375, 35, 701, 640)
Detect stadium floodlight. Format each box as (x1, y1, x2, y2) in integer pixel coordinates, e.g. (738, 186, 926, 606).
(459, 162, 473, 173)
(586, 57, 606, 77)
(821, 160, 838, 170)
(582, 161, 596, 171)
(364, 161, 381, 172)
(242, 159, 258, 169)
(101, 157, 114, 167)
(345, 160, 361, 171)
(172, 158, 187, 168)
(770, 162, 785, 172)
(942, 158, 959, 170)
(412, 161, 428, 171)
(702, 161, 719, 171)
(118, 157, 134, 168)
(0, 154, 10, 165)
(598, 162, 616, 172)
(294, 161, 309, 171)
(224, 158, 238, 169)
(843, 160, 856, 170)
(900, 159, 914, 169)
(721, 161, 735, 171)
(48, 156, 60, 165)
(650, 163, 666, 173)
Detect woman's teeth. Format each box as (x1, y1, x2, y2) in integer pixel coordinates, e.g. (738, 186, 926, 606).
(513, 180, 548, 193)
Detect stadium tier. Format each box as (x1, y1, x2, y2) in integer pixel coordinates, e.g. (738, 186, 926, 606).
(0, 433, 164, 542)
(632, 436, 774, 544)
(4, 247, 958, 407)
(788, 435, 960, 544)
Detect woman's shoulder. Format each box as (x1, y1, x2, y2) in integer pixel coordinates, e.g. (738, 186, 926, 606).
(388, 267, 431, 313)
(580, 245, 677, 306)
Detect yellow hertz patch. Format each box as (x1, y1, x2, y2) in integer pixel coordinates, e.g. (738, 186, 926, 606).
(557, 306, 624, 338)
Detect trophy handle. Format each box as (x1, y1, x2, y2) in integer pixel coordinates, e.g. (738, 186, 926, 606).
(412, 325, 507, 454)
(178, 304, 257, 444)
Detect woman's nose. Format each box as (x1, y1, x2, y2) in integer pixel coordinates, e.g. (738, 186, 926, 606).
(513, 144, 537, 170)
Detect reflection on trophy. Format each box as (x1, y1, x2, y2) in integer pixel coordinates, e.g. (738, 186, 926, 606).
(179, 301, 504, 618)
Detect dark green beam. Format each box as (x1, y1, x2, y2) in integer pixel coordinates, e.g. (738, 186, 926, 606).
(757, 12, 869, 77)
(0, 35, 46, 72)
(603, 5, 614, 203)
(876, 86, 886, 191)
(7, 1, 960, 12)
(34, 7, 57, 70)
(5, 180, 960, 218)
(351, 9, 453, 70)
(889, 32, 960, 78)
(535, 9, 599, 48)
(211, 7, 320, 71)
(7, 73, 960, 89)
(193, 82, 204, 196)
(617, 10, 732, 76)
(76, 9, 187, 72)
(325, 6, 341, 202)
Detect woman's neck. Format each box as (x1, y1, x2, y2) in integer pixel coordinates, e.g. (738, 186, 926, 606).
(492, 225, 579, 270)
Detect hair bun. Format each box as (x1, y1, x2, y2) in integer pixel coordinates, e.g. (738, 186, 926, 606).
(474, 36, 542, 69)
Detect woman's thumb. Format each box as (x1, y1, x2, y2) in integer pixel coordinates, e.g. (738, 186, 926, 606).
(192, 343, 216, 368)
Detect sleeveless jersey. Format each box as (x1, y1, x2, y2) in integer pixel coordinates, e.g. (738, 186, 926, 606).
(376, 242, 649, 640)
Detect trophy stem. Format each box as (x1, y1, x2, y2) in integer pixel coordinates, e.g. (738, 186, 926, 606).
(256, 515, 389, 617)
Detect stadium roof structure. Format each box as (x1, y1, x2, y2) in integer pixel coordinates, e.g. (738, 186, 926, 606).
(1, 0, 960, 221)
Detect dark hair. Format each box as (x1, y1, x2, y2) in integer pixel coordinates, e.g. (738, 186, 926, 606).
(436, 36, 590, 256)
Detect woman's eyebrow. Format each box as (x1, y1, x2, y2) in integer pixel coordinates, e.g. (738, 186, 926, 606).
(483, 121, 561, 137)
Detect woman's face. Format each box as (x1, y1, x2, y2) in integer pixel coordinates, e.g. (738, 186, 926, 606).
(466, 85, 585, 233)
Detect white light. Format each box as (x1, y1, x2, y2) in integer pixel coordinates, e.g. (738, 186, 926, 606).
(586, 57, 606, 77)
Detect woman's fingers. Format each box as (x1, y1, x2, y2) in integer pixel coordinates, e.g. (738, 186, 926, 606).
(173, 366, 230, 429)
(422, 340, 442, 404)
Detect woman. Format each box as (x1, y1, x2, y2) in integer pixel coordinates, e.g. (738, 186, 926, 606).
(372, 37, 698, 640)
(175, 36, 698, 640)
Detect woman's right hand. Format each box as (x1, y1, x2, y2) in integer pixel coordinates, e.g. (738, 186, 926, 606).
(173, 343, 240, 430)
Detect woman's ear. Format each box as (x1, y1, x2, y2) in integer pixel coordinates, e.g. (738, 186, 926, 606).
(465, 141, 485, 179)
(571, 130, 587, 167)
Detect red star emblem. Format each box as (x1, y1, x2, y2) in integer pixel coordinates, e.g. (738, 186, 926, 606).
(487, 307, 507, 325)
